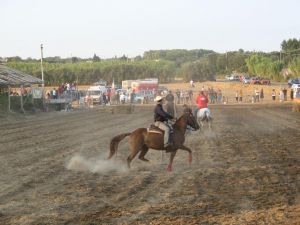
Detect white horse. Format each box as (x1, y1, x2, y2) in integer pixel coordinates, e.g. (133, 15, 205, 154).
(196, 108, 213, 130)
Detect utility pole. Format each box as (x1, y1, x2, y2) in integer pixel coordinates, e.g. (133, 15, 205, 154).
(226, 52, 228, 71)
(40, 44, 45, 109)
(279, 51, 282, 62)
(40, 44, 44, 87)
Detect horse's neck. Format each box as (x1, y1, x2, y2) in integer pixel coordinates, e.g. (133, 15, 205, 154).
(173, 116, 187, 133)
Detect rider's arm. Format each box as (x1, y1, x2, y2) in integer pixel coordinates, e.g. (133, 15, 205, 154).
(155, 105, 173, 120)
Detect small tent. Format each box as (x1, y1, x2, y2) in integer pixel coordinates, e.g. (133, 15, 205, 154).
(0, 65, 43, 112)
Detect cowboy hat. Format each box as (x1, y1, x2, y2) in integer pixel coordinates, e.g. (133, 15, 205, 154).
(154, 95, 164, 102)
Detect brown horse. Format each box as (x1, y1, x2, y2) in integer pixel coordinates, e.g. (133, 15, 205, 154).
(108, 108, 200, 171)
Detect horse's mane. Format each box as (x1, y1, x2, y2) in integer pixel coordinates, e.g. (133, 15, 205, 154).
(173, 111, 189, 129)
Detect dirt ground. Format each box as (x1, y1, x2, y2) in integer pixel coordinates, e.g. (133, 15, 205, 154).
(0, 99, 299, 224)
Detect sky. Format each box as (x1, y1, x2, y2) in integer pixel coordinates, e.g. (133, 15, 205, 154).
(1, 0, 300, 59)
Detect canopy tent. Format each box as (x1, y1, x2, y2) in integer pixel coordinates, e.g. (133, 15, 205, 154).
(0, 64, 43, 112)
(0, 65, 42, 86)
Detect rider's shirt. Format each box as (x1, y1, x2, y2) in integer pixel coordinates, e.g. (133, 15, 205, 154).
(154, 103, 173, 122)
(196, 95, 208, 109)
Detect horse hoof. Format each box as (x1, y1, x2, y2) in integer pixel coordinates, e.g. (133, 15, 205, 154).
(167, 165, 173, 172)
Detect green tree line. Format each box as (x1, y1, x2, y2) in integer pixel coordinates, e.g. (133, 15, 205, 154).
(3, 38, 300, 85)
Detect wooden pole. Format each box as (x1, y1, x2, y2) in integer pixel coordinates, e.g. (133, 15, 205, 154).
(20, 85, 25, 113)
(8, 85, 11, 112)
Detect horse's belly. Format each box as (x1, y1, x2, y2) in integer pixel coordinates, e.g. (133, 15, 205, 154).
(145, 133, 164, 150)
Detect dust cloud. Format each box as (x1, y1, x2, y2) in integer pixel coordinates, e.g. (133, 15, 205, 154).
(66, 154, 128, 173)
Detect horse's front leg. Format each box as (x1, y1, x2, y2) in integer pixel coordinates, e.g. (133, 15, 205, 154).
(197, 118, 202, 132)
(179, 145, 192, 164)
(167, 151, 177, 172)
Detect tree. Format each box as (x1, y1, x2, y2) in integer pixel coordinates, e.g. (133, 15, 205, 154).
(281, 38, 300, 52)
(93, 54, 101, 62)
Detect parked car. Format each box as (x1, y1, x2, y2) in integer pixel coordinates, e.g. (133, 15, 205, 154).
(250, 77, 261, 85)
(288, 77, 300, 87)
(243, 77, 251, 84)
(134, 93, 145, 103)
(260, 79, 271, 85)
(225, 75, 231, 80)
(229, 75, 240, 81)
(129, 90, 155, 104)
(84, 85, 107, 104)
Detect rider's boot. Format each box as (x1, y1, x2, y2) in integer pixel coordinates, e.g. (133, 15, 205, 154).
(165, 134, 174, 152)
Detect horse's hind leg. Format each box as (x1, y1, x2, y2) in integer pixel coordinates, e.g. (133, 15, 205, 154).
(127, 150, 139, 169)
(138, 145, 149, 162)
(127, 138, 143, 169)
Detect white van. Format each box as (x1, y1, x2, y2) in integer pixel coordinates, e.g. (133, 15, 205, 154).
(85, 85, 106, 104)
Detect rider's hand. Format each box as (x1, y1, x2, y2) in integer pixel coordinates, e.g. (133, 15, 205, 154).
(172, 118, 177, 122)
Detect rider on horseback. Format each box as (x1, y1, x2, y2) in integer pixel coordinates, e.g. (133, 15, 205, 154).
(194, 91, 210, 119)
(154, 95, 174, 148)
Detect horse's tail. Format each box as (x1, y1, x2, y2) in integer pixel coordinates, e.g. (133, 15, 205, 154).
(108, 132, 131, 159)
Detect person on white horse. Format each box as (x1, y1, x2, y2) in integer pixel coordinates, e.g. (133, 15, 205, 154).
(154, 95, 174, 148)
(194, 91, 213, 129)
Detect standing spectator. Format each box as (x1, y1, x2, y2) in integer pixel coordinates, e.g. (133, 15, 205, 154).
(58, 83, 64, 96)
(175, 89, 180, 104)
(279, 89, 284, 102)
(283, 88, 287, 101)
(180, 90, 184, 104)
(190, 80, 194, 88)
(208, 88, 212, 103)
(87, 93, 93, 108)
(235, 90, 239, 103)
(251, 90, 256, 103)
(212, 89, 217, 104)
(239, 89, 243, 102)
(217, 89, 222, 104)
(255, 88, 260, 102)
(260, 88, 264, 102)
(102, 92, 107, 105)
(185, 91, 189, 104)
(116, 91, 120, 105)
(290, 88, 294, 100)
(107, 88, 111, 104)
(272, 89, 276, 101)
(130, 90, 136, 104)
(165, 90, 175, 117)
(52, 88, 57, 99)
(46, 92, 51, 100)
(120, 92, 126, 104)
(188, 89, 193, 104)
(66, 83, 70, 93)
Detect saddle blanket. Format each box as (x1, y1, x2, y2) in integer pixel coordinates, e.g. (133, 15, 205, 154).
(147, 124, 164, 134)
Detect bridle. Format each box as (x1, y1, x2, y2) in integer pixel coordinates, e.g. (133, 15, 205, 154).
(185, 112, 199, 131)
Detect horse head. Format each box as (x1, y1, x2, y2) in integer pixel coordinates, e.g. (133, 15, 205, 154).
(179, 107, 199, 131)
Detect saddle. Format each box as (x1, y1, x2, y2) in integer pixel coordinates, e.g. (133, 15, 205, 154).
(147, 124, 164, 134)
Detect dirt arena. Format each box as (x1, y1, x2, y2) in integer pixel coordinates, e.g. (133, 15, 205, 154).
(0, 99, 299, 224)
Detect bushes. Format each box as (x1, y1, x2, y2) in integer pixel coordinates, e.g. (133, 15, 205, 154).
(6, 60, 177, 86)
(246, 55, 284, 81)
